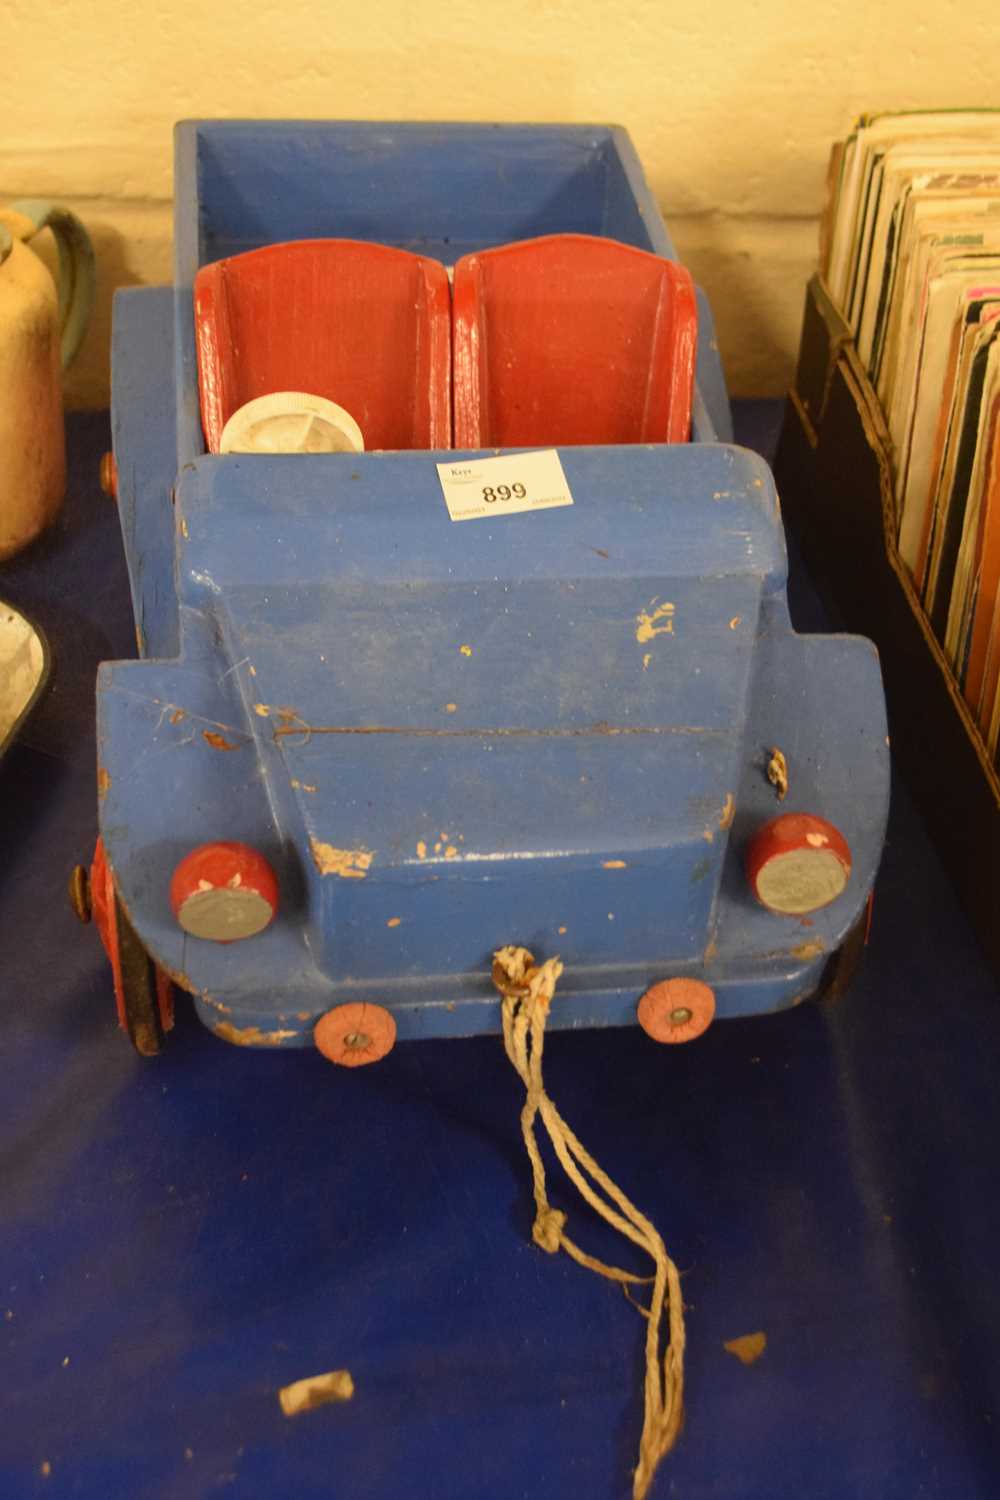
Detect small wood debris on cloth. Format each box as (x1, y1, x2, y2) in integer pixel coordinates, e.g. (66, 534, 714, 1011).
(723, 1332, 767, 1366)
(279, 1369, 355, 1416)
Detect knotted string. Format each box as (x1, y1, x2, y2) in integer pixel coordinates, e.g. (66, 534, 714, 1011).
(493, 946, 686, 1500)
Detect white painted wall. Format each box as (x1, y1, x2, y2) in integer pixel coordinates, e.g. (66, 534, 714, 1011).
(1, 0, 994, 404)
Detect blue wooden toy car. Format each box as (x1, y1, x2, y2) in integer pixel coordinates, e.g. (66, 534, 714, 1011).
(80, 122, 889, 1058)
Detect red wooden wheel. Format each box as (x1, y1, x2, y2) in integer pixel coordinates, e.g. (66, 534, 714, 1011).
(314, 1002, 397, 1067)
(637, 978, 716, 1044)
(90, 837, 174, 1056)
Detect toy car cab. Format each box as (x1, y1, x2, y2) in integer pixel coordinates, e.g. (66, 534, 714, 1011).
(78, 121, 889, 1057)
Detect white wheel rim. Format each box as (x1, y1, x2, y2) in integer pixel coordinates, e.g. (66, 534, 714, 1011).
(219, 392, 365, 455)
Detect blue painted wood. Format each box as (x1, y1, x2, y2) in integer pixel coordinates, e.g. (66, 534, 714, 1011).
(177, 444, 783, 590)
(97, 123, 888, 1049)
(694, 287, 735, 442)
(109, 288, 179, 658)
(175, 122, 645, 277)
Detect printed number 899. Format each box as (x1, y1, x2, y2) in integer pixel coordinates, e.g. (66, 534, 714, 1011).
(481, 483, 527, 503)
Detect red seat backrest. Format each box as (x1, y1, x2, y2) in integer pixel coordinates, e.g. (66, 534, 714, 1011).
(194, 240, 452, 453)
(452, 234, 697, 448)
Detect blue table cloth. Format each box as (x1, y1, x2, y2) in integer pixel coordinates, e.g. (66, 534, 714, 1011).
(2, 404, 998, 1499)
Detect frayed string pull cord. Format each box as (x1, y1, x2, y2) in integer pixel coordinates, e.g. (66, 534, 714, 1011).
(492, 946, 686, 1500)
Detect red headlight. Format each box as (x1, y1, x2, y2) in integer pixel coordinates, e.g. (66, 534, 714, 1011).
(170, 842, 279, 942)
(746, 813, 852, 915)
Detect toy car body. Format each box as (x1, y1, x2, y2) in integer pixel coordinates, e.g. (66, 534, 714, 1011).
(93, 121, 889, 1053)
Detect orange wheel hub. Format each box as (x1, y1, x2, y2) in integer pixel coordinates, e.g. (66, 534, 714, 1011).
(314, 1002, 397, 1067)
(637, 978, 716, 1044)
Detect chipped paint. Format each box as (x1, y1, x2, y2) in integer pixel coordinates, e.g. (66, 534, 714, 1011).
(310, 840, 373, 879)
(170, 709, 186, 725)
(602, 859, 627, 869)
(444, 846, 458, 859)
(459, 644, 472, 656)
(254, 704, 271, 717)
(272, 722, 714, 741)
(203, 730, 239, 752)
(719, 793, 736, 830)
(158, 961, 199, 997)
(249, 664, 257, 677)
(290, 779, 318, 793)
(179, 516, 190, 539)
(729, 616, 741, 630)
(704, 936, 718, 962)
(635, 598, 675, 643)
(199, 994, 233, 1014)
(702, 828, 715, 843)
(445, 703, 457, 714)
(558, 925, 567, 935)
(767, 746, 789, 800)
(387, 917, 401, 928)
(642, 652, 652, 671)
(213, 1021, 298, 1047)
(270, 707, 313, 742)
(416, 840, 427, 860)
(791, 939, 825, 961)
(97, 767, 111, 797)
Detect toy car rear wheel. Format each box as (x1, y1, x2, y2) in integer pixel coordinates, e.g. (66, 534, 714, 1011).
(113, 895, 173, 1056)
(85, 838, 175, 1056)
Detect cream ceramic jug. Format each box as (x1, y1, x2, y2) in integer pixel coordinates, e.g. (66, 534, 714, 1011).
(0, 201, 94, 559)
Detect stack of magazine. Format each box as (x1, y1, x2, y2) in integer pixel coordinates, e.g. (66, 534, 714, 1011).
(822, 109, 1000, 754)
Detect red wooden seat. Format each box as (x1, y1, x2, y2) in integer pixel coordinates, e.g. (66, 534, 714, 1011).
(452, 234, 697, 449)
(194, 239, 452, 452)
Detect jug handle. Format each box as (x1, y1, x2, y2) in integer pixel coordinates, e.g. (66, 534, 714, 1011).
(9, 200, 95, 370)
